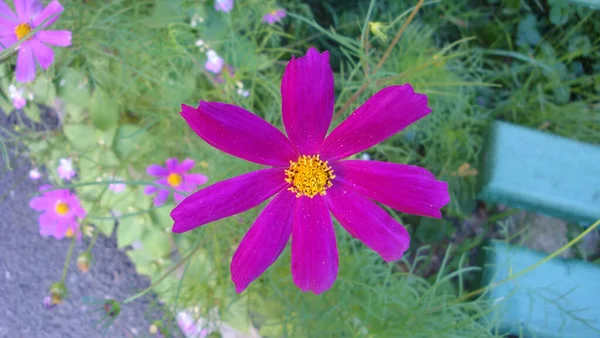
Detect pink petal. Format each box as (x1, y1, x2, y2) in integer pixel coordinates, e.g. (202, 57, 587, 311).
(231, 189, 296, 293)
(181, 103, 297, 167)
(144, 185, 156, 195)
(29, 196, 51, 210)
(0, 1, 17, 21)
(32, 0, 63, 27)
(175, 158, 195, 173)
(332, 160, 449, 218)
(53, 216, 70, 239)
(146, 164, 168, 177)
(281, 48, 334, 154)
(184, 173, 208, 185)
(320, 85, 431, 161)
(154, 189, 170, 207)
(30, 38, 54, 69)
(14, 0, 41, 21)
(165, 158, 178, 171)
(15, 44, 36, 83)
(0, 35, 17, 50)
(174, 193, 185, 203)
(291, 196, 338, 294)
(325, 183, 410, 262)
(39, 211, 56, 237)
(171, 168, 287, 233)
(36, 30, 71, 46)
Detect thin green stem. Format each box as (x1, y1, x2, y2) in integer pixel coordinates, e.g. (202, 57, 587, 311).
(61, 238, 77, 282)
(122, 239, 205, 304)
(333, 0, 426, 120)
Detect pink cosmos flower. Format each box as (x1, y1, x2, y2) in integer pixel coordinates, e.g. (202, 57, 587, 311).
(30, 184, 86, 239)
(214, 0, 233, 13)
(262, 9, 286, 25)
(144, 158, 209, 207)
(57, 158, 75, 180)
(204, 50, 224, 74)
(171, 48, 450, 294)
(0, 0, 72, 83)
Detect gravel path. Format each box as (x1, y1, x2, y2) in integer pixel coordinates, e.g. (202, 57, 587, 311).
(0, 111, 165, 338)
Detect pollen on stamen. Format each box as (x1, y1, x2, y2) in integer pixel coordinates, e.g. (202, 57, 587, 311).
(284, 155, 335, 198)
(14, 23, 32, 40)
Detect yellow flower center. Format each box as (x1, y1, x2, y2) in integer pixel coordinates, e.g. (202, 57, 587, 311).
(167, 173, 183, 187)
(55, 202, 69, 216)
(14, 23, 32, 40)
(66, 228, 74, 237)
(285, 155, 335, 198)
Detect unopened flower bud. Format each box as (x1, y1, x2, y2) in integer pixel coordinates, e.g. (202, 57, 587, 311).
(77, 252, 93, 272)
(369, 21, 389, 42)
(103, 299, 121, 318)
(50, 282, 68, 305)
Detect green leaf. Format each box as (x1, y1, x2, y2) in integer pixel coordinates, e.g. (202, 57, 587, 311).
(114, 124, 147, 159)
(117, 216, 146, 249)
(516, 15, 541, 47)
(32, 77, 56, 103)
(549, 5, 570, 26)
(90, 89, 120, 130)
(63, 124, 97, 150)
(142, 230, 171, 260)
(222, 296, 251, 332)
(151, 205, 174, 229)
(95, 218, 116, 236)
(23, 104, 40, 122)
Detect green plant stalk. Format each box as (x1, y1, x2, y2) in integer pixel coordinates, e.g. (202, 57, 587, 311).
(333, 0, 426, 120)
(122, 239, 205, 304)
(426, 217, 600, 315)
(60, 237, 76, 282)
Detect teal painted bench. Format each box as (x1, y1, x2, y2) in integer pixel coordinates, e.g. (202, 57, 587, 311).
(480, 240, 600, 338)
(478, 121, 600, 225)
(476, 121, 600, 337)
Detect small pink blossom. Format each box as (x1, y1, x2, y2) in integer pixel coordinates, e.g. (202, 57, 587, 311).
(30, 184, 86, 239)
(144, 158, 208, 207)
(214, 0, 233, 13)
(0, 0, 72, 83)
(204, 50, 224, 74)
(29, 168, 41, 180)
(176, 312, 209, 338)
(108, 177, 126, 193)
(262, 9, 286, 25)
(57, 158, 75, 180)
(8, 84, 26, 109)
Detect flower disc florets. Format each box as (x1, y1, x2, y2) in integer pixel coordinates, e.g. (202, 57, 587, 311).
(285, 155, 335, 198)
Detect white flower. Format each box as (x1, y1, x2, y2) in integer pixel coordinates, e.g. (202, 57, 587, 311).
(29, 168, 41, 180)
(57, 158, 76, 180)
(204, 50, 224, 74)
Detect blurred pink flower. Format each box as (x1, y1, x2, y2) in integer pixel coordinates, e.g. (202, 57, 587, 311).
(8, 84, 26, 109)
(29, 168, 41, 180)
(214, 0, 233, 13)
(108, 177, 126, 193)
(30, 184, 86, 239)
(204, 50, 224, 74)
(262, 9, 286, 25)
(176, 312, 209, 338)
(144, 158, 208, 207)
(0, 0, 72, 82)
(57, 158, 75, 180)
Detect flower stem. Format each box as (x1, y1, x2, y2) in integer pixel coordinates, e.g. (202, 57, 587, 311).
(122, 239, 204, 304)
(333, 0, 425, 120)
(61, 237, 76, 282)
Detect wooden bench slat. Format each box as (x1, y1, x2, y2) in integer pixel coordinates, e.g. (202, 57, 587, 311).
(478, 122, 600, 225)
(480, 240, 600, 338)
